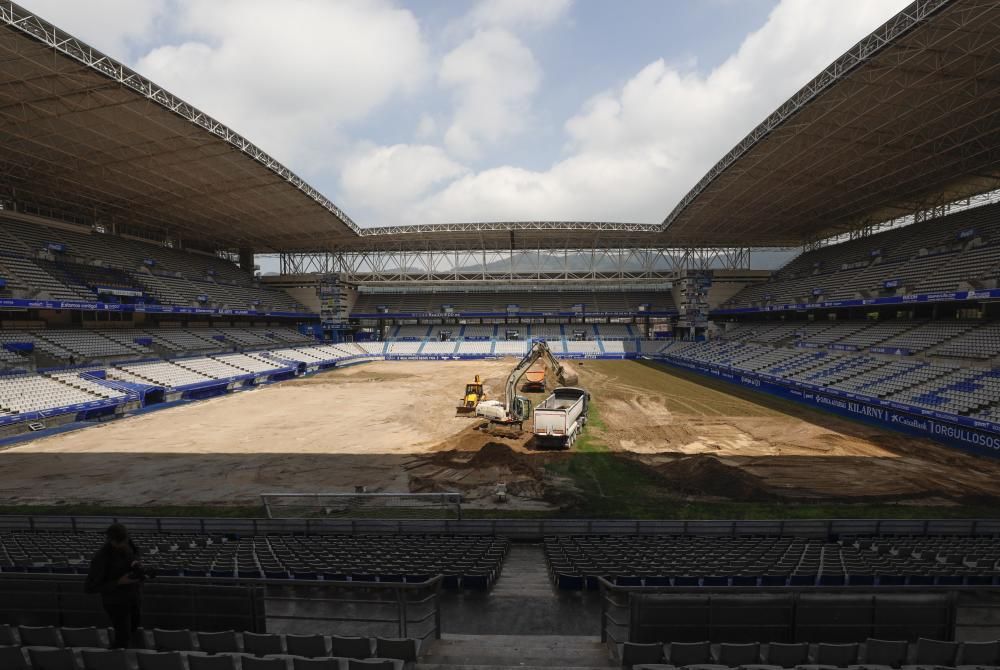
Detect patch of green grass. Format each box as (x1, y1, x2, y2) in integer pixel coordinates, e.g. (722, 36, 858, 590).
(573, 397, 608, 453)
(532, 399, 1000, 520)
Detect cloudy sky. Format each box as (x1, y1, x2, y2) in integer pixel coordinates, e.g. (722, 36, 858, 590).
(22, 0, 911, 229)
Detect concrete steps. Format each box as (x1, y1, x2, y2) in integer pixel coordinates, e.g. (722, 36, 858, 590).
(417, 633, 613, 669)
(438, 543, 603, 638)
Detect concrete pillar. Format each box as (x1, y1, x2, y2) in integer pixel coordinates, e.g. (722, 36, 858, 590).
(239, 246, 255, 274)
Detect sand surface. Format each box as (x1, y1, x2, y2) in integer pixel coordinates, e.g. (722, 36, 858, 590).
(577, 360, 1000, 502)
(1, 358, 998, 508)
(0, 360, 511, 506)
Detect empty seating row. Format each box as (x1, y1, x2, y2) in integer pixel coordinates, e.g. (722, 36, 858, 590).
(544, 534, 1000, 590)
(0, 218, 310, 314)
(1, 645, 405, 669)
(0, 532, 509, 590)
(352, 289, 675, 315)
(0, 373, 118, 416)
(0, 624, 418, 664)
(622, 638, 1000, 669)
(723, 201, 1000, 310)
(664, 335, 1000, 418)
(0, 328, 320, 368)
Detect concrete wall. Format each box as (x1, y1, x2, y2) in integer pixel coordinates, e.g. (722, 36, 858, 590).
(283, 286, 321, 313)
(706, 269, 771, 309)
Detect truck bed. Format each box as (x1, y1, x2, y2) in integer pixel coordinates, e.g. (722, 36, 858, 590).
(537, 397, 578, 410)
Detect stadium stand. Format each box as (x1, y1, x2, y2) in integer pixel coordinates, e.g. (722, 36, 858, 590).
(386, 342, 421, 356)
(597, 324, 633, 340)
(420, 341, 457, 355)
(0, 531, 509, 590)
(661, 325, 1000, 420)
(172, 357, 250, 381)
(877, 321, 978, 353)
(0, 217, 311, 314)
(0, 626, 421, 668)
(456, 340, 493, 355)
(141, 329, 228, 354)
(565, 341, 602, 355)
(108, 362, 216, 389)
(461, 325, 496, 340)
(723, 202, 1000, 311)
(529, 325, 563, 341)
(544, 534, 1000, 590)
(212, 354, 291, 376)
(0, 372, 126, 416)
(390, 326, 427, 341)
(375, 322, 644, 358)
(32, 330, 149, 359)
(426, 326, 455, 341)
(620, 638, 1000, 669)
(602, 341, 627, 355)
(351, 288, 676, 316)
(934, 323, 1000, 360)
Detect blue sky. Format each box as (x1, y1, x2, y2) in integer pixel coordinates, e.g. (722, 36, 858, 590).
(22, 0, 910, 229)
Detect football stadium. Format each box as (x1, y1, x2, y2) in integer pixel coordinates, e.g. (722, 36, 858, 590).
(0, 0, 1000, 667)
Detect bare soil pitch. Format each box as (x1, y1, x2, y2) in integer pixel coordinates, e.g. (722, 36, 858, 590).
(0, 359, 997, 509)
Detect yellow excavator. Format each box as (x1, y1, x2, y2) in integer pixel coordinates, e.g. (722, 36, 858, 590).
(456, 375, 486, 414)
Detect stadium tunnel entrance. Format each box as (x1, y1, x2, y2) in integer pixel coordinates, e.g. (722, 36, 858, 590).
(141, 388, 166, 406)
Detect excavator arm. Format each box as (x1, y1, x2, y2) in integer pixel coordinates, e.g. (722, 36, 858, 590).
(500, 340, 566, 421)
(476, 339, 569, 426)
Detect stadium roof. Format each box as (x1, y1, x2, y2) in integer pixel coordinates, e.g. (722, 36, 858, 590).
(1, 0, 999, 253)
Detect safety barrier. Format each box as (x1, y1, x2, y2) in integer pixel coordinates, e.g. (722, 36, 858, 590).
(0, 572, 441, 639)
(3, 515, 1000, 539)
(598, 578, 1000, 645)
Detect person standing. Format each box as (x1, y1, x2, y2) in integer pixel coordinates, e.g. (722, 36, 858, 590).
(85, 523, 142, 648)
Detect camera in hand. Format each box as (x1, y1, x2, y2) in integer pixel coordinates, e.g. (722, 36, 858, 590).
(128, 562, 158, 581)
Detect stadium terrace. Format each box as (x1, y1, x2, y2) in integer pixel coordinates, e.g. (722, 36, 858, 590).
(1, 1, 1000, 666)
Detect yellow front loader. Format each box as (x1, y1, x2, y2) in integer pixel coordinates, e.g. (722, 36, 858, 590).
(456, 375, 486, 414)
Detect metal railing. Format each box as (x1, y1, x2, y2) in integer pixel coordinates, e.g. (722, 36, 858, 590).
(0, 572, 443, 640)
(597, 577, 1000, 645)
(260, 492, 463, 521)
(261, 576, 442, 639)
(3, 515, 1000, 539)
(0, 572, 265, 632)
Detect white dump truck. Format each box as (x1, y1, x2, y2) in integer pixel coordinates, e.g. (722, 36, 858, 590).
(532, 387, 589, 449)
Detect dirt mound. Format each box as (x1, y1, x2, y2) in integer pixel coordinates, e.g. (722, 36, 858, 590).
(656, 455, 778, 501)
(468, 441, 527, 467)
(409, 441, 549, 507)
(430, 441, 542, 478)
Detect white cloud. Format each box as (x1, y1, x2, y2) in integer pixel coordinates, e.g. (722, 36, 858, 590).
(19, 0, 167, 60)
(341, 144, 467, 220)
(458, 0, 573, 32)
(415, 114, 438, 141)
(411, 151, 670, 224)
(134, 0, 429, 170)
(391, 0, 913, 225)
(23, 0, 915, 228)
(439, 28, 542, 160)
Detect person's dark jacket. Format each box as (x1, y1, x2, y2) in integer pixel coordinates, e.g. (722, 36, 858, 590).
(84, 539, 141, 605)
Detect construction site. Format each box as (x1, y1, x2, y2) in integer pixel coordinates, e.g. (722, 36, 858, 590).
(1, 358, 999, 514)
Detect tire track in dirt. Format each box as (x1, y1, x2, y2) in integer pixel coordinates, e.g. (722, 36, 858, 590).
(576, 360, 1000, 504)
